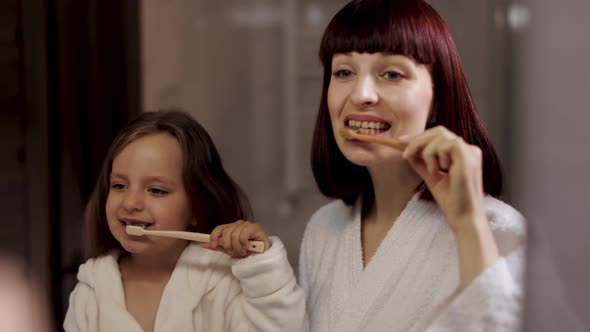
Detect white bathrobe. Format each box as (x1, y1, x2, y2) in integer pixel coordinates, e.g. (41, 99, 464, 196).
(64, 236, 305, 332)
(299, 194, 526, 332)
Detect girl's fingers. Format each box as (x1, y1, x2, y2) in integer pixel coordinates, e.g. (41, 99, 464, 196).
(209, 225, 224, 248)
(239, 224, 255, 252)
(246, 225, 271, 253)
(219, 224, 237, 253)
(231, 221, 250, 256)
(236, 222, 269, 256)
(203, 220, 269, 257)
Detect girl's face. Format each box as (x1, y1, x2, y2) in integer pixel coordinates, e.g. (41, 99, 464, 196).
(106, 133, 195, 255)
(328, 52, 434, 167)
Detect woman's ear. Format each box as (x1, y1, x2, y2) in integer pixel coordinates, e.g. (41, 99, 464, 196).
(428, 101, 438, 125)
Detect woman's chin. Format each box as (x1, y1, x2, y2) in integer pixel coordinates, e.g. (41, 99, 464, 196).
(343, 150, 402, 167)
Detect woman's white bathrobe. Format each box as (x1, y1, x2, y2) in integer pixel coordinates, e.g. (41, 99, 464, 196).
(64, 237, 305, 332)
(299, 194, 526, 332)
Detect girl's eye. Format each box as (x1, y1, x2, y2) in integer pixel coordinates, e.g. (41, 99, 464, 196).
(383, 71, 404, 80)
(148, 188, 168, 196)
(333, 69, 353, 79)
(110, 183, 126, 190)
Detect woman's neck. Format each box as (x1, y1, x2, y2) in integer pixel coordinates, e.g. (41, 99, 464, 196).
(365, 161, 422, 226)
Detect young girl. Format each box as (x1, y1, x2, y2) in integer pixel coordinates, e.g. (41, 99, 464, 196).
(299, 0, 526, 331)
(64, 110, 305, 332)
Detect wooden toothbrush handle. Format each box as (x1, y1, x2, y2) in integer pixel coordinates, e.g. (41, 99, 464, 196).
(144, 230, 264, 253)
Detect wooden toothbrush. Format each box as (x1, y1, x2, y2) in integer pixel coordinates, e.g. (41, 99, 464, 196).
(125, 225, 265, 253)
(339, 128, 407, 151)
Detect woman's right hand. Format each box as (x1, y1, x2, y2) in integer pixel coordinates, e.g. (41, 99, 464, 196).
(401, 125, 486, 232)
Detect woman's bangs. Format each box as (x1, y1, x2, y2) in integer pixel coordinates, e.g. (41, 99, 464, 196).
(320, 2, 437, 66)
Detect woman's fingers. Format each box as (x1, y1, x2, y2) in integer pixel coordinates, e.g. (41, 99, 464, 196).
(403, 126, 458, 175)
(421, 134, 452, 174)
(403, 126, 487, 221)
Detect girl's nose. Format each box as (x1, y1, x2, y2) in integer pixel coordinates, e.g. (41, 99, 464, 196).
(122, 190, 144, 212)
(350, 76, 379, 107)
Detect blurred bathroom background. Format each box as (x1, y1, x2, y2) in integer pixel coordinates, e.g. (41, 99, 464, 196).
(1, 0, 588, 330)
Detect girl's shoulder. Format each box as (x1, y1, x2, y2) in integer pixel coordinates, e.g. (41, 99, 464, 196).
(179, 243, 235, 290)
(76, 250, 121, 285)
(183, 243, 232, 265)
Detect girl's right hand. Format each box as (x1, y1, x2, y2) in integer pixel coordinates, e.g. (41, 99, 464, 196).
(202, 220, 271, 257)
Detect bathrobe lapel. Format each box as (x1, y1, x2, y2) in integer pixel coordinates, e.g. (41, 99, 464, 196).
(331, 195, 442, 331)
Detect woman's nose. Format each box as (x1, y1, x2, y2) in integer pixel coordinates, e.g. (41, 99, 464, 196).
(122, 190, 144, 212)
(350, 76, 379, 107)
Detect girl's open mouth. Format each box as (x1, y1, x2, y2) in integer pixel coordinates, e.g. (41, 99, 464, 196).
(121, 220, 155, 230)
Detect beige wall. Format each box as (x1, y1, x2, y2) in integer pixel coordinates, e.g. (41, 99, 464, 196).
(141, 0, 348, 268)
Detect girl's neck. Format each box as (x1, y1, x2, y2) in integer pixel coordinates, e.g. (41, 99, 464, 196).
(121, 241, 188, 277)
(365, 161, 421, 226)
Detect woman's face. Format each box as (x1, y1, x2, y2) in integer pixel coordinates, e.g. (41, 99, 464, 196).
(328, 52, 434, 167)
(106, 133, 195, 255)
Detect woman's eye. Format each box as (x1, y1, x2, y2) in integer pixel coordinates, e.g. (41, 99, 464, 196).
(148, 188, 168, 196)
(333, 69, 353, 79)
(110, 183, 126, 190)
(384, 71, 404, 80)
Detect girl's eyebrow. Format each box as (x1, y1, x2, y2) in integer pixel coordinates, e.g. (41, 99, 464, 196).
(109, 172, 127, 180)
(110, 173, 177, 186)
(144, 176, 177, 186)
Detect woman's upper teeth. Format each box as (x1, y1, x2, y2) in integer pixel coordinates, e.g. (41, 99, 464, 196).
(347, 120, 390, 130)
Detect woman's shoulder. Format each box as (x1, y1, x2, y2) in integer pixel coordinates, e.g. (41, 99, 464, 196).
(484, 196, 526, 232)
(483, 196, 527, 253)
(305, 199, 354, 233)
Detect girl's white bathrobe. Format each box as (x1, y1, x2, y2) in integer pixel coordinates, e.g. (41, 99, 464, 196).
(64, 237, 305, 332)
(299, 194, 526, 332)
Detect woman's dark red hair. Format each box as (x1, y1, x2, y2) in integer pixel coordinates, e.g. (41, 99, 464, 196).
(311, 0, 502, 207)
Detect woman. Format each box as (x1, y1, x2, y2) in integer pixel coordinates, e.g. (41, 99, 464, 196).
(299, 0, 526, 331)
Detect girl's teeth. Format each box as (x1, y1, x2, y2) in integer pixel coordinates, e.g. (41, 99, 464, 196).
(124, 221, 151, 228)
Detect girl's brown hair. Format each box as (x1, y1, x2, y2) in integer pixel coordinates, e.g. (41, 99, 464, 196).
(84, 109, 252, 258)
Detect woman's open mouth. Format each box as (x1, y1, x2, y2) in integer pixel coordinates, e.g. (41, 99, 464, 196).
(345, 119, 391, 135)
